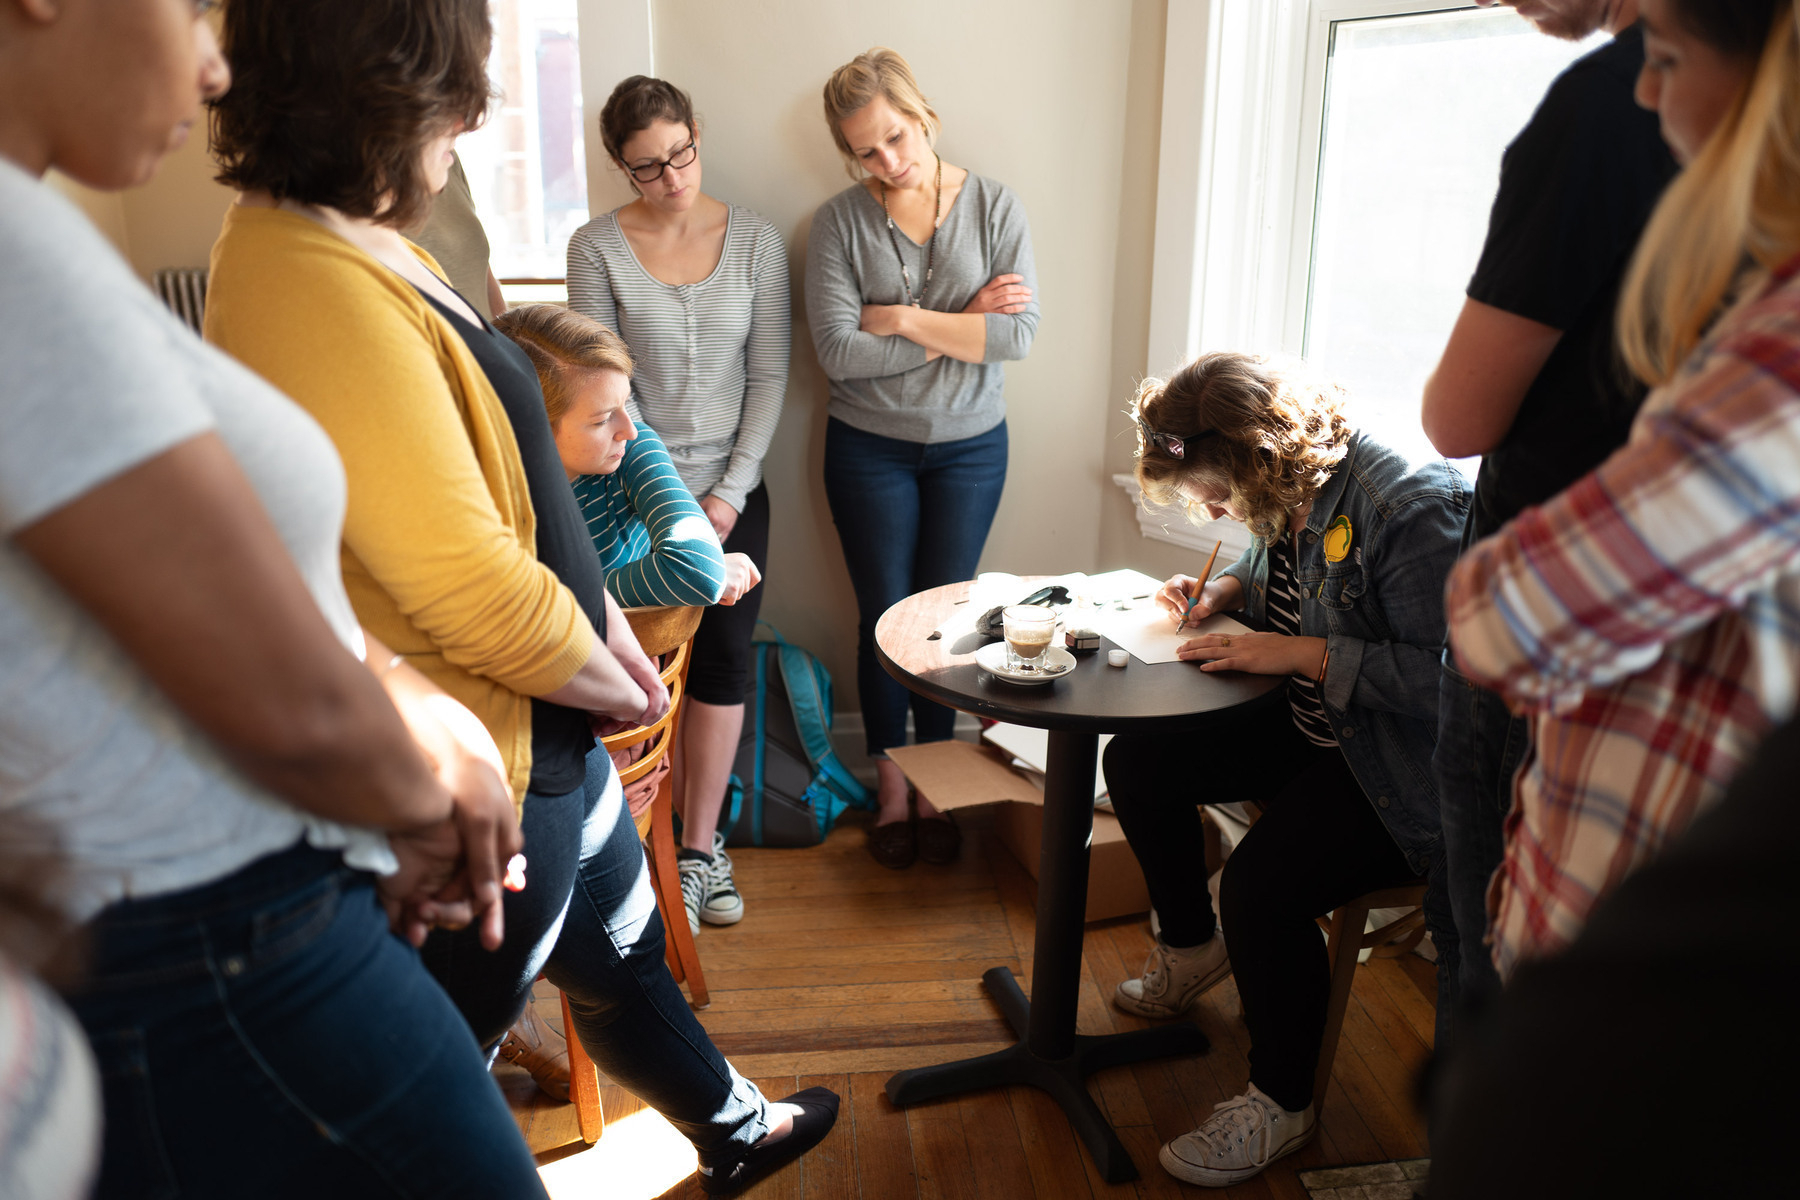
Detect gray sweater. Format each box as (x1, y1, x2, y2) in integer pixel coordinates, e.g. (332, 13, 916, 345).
(805, 173, 1038, 444)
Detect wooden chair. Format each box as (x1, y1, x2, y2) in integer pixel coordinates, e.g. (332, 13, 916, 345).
(556, 603, 705, 1145)
(1313, 880, 1429, 1112)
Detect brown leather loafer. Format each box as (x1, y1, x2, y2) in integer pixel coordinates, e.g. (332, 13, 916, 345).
(867, 819, 916, 870)
(495, 997, 571, 1102)
(916, 812, 962, 865)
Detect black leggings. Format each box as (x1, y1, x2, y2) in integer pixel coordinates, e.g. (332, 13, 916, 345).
(1104, 706, 1415, 1112)
(687, 483, 770, 706)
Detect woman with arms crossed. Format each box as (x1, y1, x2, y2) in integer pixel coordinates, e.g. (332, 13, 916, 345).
(0, 0, 531, 1194)
(205, 2, 835, 1192)
(1104, 354, 1465, 1188)
(567, 76, 783, 933)
(808, 47, 1039, 868)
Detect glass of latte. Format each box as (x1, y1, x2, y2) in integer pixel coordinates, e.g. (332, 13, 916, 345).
(1002, 605, 1058, 674)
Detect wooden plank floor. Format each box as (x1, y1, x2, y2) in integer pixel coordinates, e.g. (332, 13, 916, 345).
(502, 807, 1436, 1198)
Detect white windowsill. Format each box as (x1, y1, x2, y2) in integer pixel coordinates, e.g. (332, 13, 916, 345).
(1111, 474, 1254, 562)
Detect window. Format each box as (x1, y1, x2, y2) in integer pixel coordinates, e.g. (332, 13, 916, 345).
(458, 0, 589, 291)
(1128, 2, 1607, 541)
(1303, 7, 1605, 458)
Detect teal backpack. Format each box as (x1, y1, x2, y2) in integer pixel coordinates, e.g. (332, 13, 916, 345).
(720, 626, 871, 847)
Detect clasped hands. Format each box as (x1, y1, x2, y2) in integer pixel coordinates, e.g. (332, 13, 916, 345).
(1152, 573, 1327, 679)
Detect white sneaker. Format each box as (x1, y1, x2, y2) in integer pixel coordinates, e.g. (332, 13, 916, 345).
(1158, 1084, 1315, 1187)
(1114, 929, 1231, 1018)
(677, 833, 745, 934)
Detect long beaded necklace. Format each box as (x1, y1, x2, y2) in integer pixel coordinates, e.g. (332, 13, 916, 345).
(879, 154, 943, 307)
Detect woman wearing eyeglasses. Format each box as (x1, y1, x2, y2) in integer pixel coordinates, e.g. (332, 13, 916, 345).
(807, 48, 1040, 869)
(1106, 353, 1465, 1188)
(566, 75, 785, 936)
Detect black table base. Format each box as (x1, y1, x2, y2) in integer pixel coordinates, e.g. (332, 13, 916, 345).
(885, 966, 1209, 1182)
(883, 730, 1210, 1183)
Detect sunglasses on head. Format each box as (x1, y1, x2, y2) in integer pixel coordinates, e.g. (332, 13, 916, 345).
(1136, 416, 1215, 460)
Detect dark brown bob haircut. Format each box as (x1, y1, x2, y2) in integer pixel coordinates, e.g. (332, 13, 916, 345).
(1133, 352, 1353, 541)
(211, 0, 494, 230)
(599, 76, 697, 184)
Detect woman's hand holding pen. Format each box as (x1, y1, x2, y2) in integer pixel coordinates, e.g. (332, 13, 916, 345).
(1156, 572, 1245, 629)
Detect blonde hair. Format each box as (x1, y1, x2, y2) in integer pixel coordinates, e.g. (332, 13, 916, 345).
(492, 304, 634, 427)
(1619, 2, 1800, 384)
(822, 48, 940, 178)
(1133, 353, 1352, 541)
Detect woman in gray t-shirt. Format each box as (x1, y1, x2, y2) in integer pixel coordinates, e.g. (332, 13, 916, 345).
(807, 48, 1040, 869)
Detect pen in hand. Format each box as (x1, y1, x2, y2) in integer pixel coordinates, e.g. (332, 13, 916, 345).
(1180, 539, 1224, 631)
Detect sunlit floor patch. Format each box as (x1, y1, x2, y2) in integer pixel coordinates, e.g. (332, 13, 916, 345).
(538, 1106, 697, 1199)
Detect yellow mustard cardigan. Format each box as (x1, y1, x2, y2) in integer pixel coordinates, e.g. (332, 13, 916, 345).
(205, 205, 596, 806)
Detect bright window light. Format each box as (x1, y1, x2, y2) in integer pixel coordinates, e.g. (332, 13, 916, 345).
(1304, 8, 1605, 462)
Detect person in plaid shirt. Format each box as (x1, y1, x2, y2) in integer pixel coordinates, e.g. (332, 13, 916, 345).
(1447, 0, 1800, 977)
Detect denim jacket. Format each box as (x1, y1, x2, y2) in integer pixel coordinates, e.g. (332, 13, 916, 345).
(1220, 432, 1470, 872)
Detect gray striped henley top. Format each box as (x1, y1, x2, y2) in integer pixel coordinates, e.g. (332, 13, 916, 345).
(565, 205, 789, 512)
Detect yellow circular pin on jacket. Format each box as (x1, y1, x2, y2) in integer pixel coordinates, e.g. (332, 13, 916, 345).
(1322, 515, 1353, 564)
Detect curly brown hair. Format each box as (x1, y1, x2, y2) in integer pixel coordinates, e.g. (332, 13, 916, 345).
(211, 0, 493, 230)
(1133, 352, 1353, 541)
(493, 304, 635, 428)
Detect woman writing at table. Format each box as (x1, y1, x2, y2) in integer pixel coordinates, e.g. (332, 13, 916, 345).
(1105, 353, 1465, 1188)
(807, 47, 1040, 869)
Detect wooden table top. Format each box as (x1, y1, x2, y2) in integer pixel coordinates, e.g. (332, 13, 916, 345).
(874, 579, 1283, 735)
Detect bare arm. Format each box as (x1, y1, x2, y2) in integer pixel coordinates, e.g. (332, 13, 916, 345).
(12, 434, 448, 832)
(485, 268, 507, 319)
(1421, 298, 1564, 459)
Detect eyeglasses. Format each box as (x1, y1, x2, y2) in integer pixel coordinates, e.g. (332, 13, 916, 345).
(626, 140, 698, 183)
(1135, 416, 1214, 460)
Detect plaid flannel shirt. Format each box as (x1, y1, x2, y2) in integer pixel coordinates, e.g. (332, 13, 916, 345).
(1447, 258, 1800, 976)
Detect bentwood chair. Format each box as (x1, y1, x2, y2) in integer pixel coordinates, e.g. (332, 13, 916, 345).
(557, 603, 704, 1145)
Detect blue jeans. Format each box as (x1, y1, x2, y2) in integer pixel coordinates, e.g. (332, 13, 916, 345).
(65, 843, 545, 1200)
(1433, 657, 1529, 1011)
(822, 416, 1008, 755)
(421, 745, 768, 1169)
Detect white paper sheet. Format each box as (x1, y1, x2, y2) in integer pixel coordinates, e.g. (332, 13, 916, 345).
(981, 722, 1112, 801)
(1096, 602, 1253, 666)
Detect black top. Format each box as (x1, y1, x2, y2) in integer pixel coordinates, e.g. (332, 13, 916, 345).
(416, 286, 607, 795)
(1464, 23, 1679, 542)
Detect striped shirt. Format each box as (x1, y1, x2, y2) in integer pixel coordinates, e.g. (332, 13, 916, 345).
(571, 424, 726, 609)
(1447, 256, 1800, 977)
(1267, 533, 1337, 747)
(566, 205, 789, 512)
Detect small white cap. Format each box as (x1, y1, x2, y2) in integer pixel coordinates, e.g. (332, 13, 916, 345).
(1107, 649, 1129, 667)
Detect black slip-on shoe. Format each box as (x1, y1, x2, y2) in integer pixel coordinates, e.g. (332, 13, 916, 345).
(699, 1086, 841, 1195)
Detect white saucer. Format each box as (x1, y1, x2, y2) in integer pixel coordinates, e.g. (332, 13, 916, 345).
(975, 641, 1077, 685)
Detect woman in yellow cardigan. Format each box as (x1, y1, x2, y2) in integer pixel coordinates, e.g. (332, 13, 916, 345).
(202, 1, 836, 1191)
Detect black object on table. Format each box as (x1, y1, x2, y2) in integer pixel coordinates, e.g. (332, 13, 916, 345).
(874, 580, 1283, 1182)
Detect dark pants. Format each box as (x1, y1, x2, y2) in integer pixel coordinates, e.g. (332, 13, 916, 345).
(688, 482, 771, 706)
(66, 843, 546, 1200)
(822, 416, 1008, 755)
(1105, 709, 1419, 1113)
(421, 744, 767, 1169)
(1432, 659, 1526, 1011)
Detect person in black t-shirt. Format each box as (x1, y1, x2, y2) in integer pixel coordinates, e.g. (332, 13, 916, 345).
(1421, 0, 1678, 1019)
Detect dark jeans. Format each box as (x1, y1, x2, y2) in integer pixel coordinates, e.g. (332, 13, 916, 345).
(65, 843, 546, 1200)
(822, 416, 1008, 755)
(1432, 658, 1527, 1010)
(421, 743, 767, 1169)
(1105, 709, 1426, 1114)
(689, 482, 771, 706)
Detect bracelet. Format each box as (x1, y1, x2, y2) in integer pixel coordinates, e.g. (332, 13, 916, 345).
(1315, 645, 1331, 686)
(377, 652, 405, 679)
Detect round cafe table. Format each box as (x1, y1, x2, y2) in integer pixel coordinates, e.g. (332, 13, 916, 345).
(875, 580, 1283, 1183)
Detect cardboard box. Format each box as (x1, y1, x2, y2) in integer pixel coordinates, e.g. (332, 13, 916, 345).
(886, 739, 1152, 923)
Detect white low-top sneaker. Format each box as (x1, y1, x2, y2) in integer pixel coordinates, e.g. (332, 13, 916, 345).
(1159, 1083, 1315, 1186)
(1114, 929, 1231, 1018)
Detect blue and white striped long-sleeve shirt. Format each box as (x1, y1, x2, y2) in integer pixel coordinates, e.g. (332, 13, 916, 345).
(571, 424, 726, 608)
